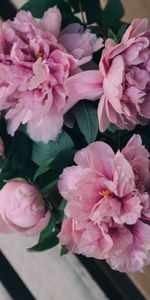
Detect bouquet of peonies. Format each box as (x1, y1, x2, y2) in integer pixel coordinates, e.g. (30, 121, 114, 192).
(0, 0, 150, 273)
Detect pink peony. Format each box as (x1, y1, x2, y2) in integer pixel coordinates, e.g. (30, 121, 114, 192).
(0, 7, 103, 143)
(59, 23, 102, 66)
(0, 179, 50, 235)
(65, 18, 150, 132)
(58, 135, 150, 272)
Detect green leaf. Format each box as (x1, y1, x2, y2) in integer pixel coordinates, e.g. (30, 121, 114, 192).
(102, 0, 125, 29)
(39, 217, 55, 242)
(32, 131, 74, 166)
(52, 209, 64, 223)
(0, 170, 18, 189)
(60, 245, 69, 256)
(59, 198, 67, 210)
(117, 22, 129, 41)
(61, 12, 81, 28)
(11, 131, 32, 170)
(50, 149, 76, 173)
(41, 179, 58, 197)
(21, 0, 71, 18)
(73, 102, 98, 144)
(28, 231, 59, 252)
(67, 0, 80, 12)
(108, 29, 118, 43)
(81, 0, 102, 23)
(33, 157, 54, 182)
(107, 123, 119, 133)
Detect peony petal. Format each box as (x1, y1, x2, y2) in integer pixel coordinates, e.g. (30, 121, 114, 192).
(64, 70, 103, 112)
(112, 151, 135, 197)
(27, 108, 63, 143)
(122, 18, 149, 42)
(26, 210, 51, 236)
(74, 141, 115, 179)
(98, 95, 110, 132)
(40, 6, 62, 37)
(0, 215, 13, 234)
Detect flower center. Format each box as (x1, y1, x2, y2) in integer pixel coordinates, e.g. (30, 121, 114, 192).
(36, 51, 44, 60)
(101, 189, 111, 198)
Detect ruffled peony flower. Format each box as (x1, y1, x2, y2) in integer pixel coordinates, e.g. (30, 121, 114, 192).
(0, 179, 50, 235)
(65, 18, 150, 132)
(0, 7, 103, 143)
(58, 135, 150, 272)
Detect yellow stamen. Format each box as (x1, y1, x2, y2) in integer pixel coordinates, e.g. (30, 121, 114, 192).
(36, 51, 43, 59)
(101, 189, 111, 198)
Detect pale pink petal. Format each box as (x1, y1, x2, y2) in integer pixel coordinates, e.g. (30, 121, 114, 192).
(103, 55, 124, 114)
(64, 70, 103, 112)
(124, 134, 142, 147)
(109, 226, 133, 255)
(113, 193, 142, 225)
(74, 141, 115, 179)
(138, 94, 150, 118)
(107, 221, 150, 272)
(6, 106, 28, 136)
(122, 134, 150, 191)
(0, 215, 13, 234)
(40, 6, 62, 37)
(58, 218, 82, 253)
(59, 23, 103, 65)
(122, 18, 149, 42)
(27, 108, 63, 143)
(98, 95, 110, 132)
(113, 151, 135, 197)
(26, 210, 50, 235)
(78, 222, 113, 259)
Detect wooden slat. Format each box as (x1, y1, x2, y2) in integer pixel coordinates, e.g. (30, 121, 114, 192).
(0, 234, 108, 300)
(129, 267, 150, 300)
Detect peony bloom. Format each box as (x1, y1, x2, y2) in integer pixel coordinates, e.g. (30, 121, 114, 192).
(0, 179, 50, 235)
(58, 135, 150, 272)
(65, 18, 150, 132)
(0, 7, 103, 143)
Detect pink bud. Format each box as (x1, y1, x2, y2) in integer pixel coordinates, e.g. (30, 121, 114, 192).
(0, 179, 50, 235)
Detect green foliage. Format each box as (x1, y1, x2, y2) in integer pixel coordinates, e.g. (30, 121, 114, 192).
(61, 13, 81, 28)
(117, 22, 129, 41)
(108, 29, 118, 43)
(21, 0, 81, 27)
(81, 0, 102, 23)
(102, 0, 124, 30)
(49, 149, 76, 173)
(33, 158, 54, 182)
(67, 0, 80, 12)
(60, 245, 69, 256)
(0, 124, 33, 188)
(10, 131, 32, 170)
(39, 217, 55, 241)
(73, 101, 99, 144)
(28, 231, 59, 252)
(0, 170, 18, 189)
(107, 124, 119, 133)
(41, 179, 58, 197)
(21, 0, 71, 17)
(32, 131, 74, 166)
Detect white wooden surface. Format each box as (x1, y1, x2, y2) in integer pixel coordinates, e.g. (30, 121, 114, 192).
(0, 283, 12, 300)
(0, 234, 109, 300)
